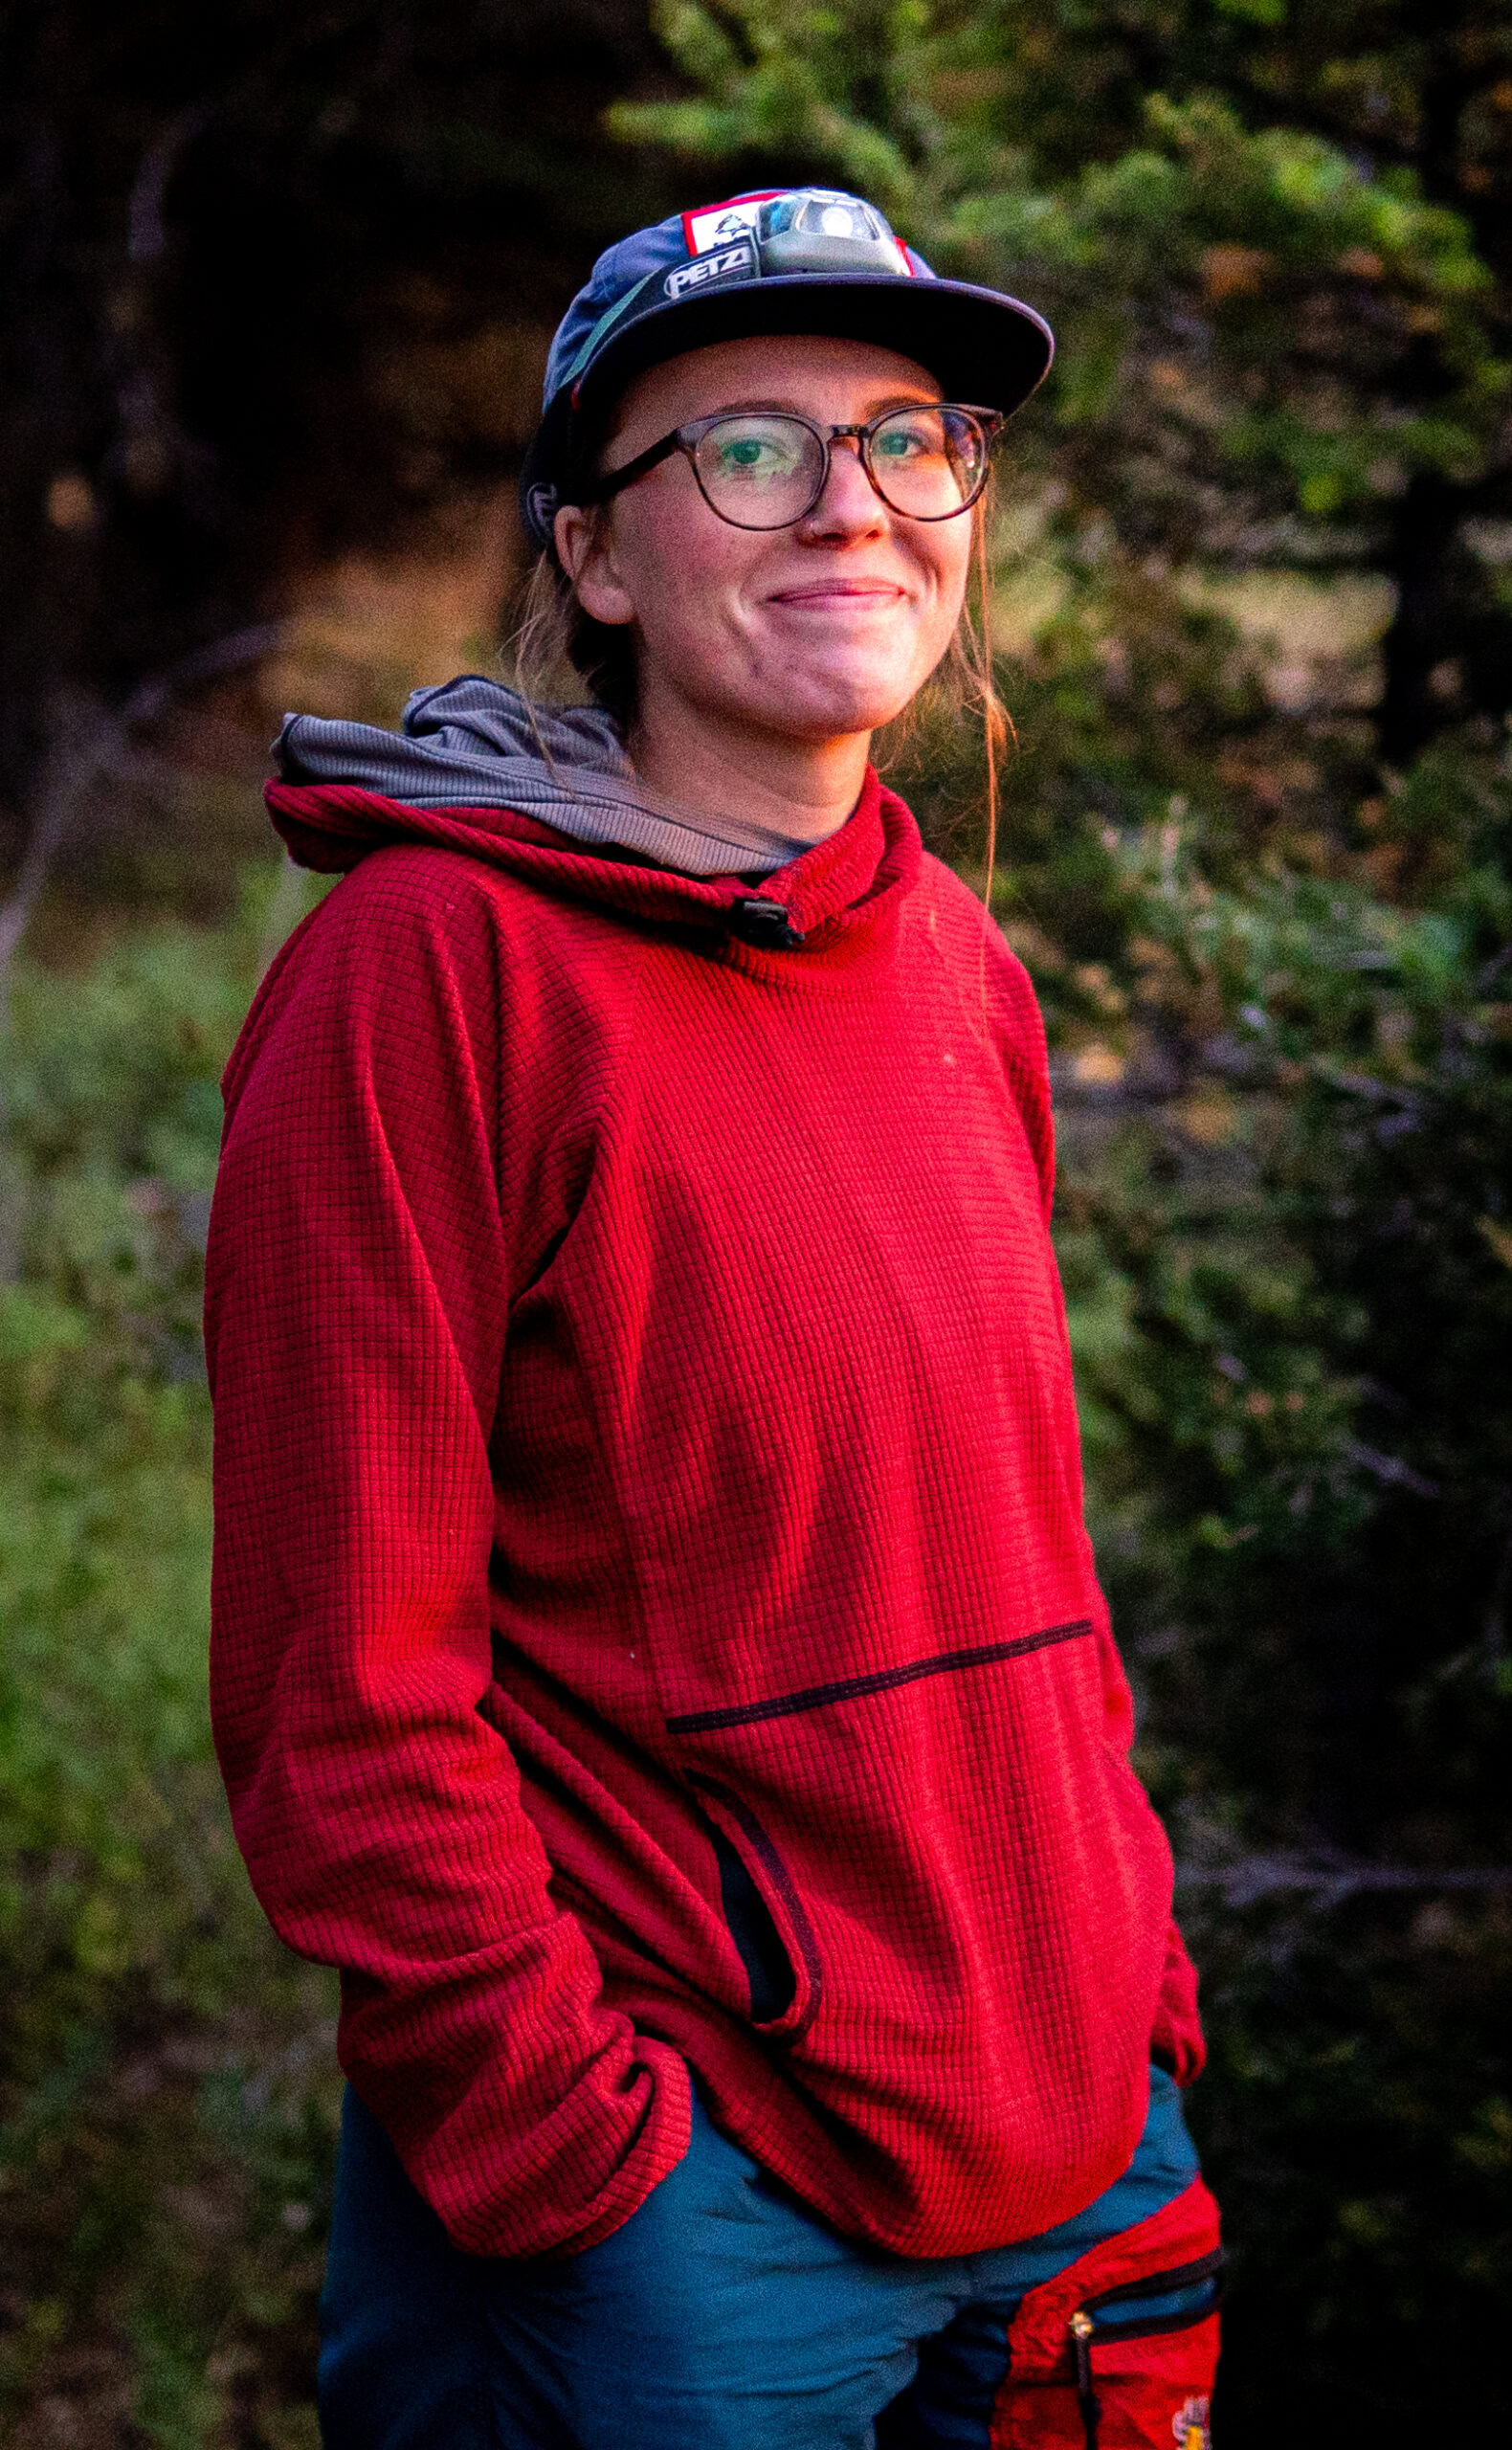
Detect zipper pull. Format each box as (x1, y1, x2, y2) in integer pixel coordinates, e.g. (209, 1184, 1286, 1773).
(1068, 2310, 1101, 2450)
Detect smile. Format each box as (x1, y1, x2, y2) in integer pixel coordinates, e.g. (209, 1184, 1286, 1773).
(767, 583, 909, 608)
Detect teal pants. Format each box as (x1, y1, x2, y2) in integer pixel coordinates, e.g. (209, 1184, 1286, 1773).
(318, 2068, 1211, 2449)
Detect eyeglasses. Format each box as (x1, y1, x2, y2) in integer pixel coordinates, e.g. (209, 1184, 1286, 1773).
(580, 403, 1004, 530)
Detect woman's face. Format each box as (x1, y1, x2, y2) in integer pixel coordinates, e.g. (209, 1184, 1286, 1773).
(554, 334, 975, 749)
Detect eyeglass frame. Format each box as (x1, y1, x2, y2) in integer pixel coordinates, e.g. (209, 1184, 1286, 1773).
(575, 402, 1006, 530)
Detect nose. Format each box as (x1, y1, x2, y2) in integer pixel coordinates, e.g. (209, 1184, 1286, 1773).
(799, 434, 887, 538)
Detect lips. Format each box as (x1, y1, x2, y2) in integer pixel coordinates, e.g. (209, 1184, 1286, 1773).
(767, 581, 908, 608)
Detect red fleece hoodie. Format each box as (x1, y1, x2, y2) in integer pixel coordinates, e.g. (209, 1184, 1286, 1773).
(205, 767, 1202, 2263)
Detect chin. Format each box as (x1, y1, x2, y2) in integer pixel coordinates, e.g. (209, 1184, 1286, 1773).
(745, 665, 918, 741)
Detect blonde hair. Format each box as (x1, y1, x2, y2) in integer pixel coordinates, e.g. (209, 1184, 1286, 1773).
(511, 526, 637, 728)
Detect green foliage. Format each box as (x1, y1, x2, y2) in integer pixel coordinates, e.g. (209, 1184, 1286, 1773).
(0, 885, 339, 2443)
(2, 935, 235, 2050)
(609, 3, 930, 206)
(620, 3, 1510, 540)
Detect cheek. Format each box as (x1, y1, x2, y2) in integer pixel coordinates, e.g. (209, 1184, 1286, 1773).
(922, 527, 973, 631)
(616, 494, 759, 660)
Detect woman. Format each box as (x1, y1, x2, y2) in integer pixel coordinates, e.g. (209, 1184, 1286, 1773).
(206, 186, 1221, 2450)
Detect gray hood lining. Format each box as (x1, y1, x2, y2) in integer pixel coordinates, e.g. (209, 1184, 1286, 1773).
(275, 677, 811, 880)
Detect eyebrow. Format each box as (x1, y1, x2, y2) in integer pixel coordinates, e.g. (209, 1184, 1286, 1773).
(691, 390, 945, 419)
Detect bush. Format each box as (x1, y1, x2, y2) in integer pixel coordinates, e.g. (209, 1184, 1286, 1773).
(0, 883, 340, 2443)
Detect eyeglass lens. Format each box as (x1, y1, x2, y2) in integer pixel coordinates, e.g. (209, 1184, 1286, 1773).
(690, 408, 989, 529)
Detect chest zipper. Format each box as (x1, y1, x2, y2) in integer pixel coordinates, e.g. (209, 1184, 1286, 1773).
(1065, 2248, 1225, 2450)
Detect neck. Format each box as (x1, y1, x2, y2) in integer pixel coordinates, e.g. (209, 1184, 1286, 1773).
(629, 683, 871, 846)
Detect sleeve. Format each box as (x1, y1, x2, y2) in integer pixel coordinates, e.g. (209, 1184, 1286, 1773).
(204, 860, 690, 2258)
(1150, 1919, 1207, 2084)
(991, 930, 1208, 2083)
(1085, 1575, 1207, 2086)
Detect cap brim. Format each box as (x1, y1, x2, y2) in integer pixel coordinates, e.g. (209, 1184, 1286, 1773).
(521, 272, 1054, 549)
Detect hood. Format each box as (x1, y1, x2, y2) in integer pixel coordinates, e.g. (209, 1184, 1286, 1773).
(267, 677, 922, 954)
(276, 677, 816, 879)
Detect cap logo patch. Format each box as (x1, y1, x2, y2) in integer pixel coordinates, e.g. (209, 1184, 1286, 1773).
(663, 239, 757, 301)
(682, 192, 781, 256)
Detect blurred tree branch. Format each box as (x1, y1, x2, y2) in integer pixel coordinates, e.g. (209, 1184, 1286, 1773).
(0, 625, 281, 982)
(0, 623, 278, 1281)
